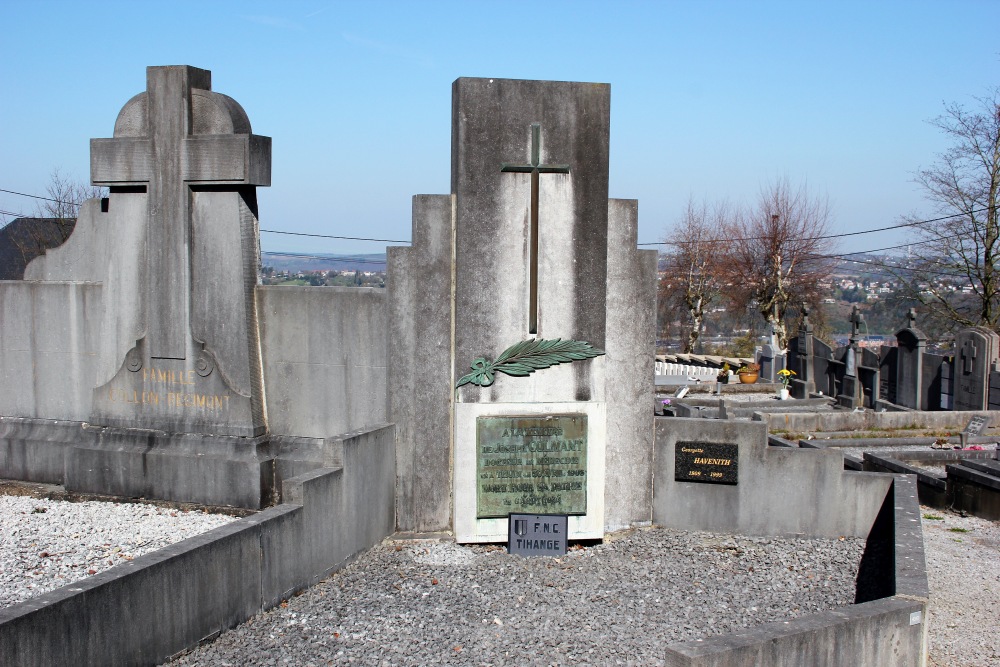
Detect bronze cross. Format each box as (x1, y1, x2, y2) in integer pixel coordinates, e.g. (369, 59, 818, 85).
(501, 124, 570, 334)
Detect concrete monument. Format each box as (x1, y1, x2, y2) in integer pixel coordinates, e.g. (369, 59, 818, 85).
(390, 78, 657, 542)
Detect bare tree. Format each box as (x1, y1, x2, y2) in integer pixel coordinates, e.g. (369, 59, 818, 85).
(898, 90, 1000, 332)
(1, 170, 107, 277)
(721, 179, 836, 349)
(659, 198, 728, 352)
(35, 168, 107, 225)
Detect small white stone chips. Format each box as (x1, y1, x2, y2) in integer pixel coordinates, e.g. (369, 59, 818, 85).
(1, 494, 235, 609)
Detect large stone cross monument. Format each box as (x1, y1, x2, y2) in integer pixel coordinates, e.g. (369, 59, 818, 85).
(389, 78, 657, 542)
(24, 66, 273, 507)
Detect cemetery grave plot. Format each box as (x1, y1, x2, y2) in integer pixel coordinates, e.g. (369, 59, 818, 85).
(0, 486, 237, 609)
(168, 528, 866, 666)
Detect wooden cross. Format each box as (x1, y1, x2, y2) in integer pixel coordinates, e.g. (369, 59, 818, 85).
(961, 338, 978, 374)
(90, 66, 269, 360)
(501, 123, 570, 334)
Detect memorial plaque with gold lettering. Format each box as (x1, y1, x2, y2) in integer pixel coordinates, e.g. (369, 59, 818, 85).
(476, 415, 587, 518)
(675, 441, 738, 484)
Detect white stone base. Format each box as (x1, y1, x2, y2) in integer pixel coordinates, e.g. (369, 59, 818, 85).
(453, 401, 606, 543)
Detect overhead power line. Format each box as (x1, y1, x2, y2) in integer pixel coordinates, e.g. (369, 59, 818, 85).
(638, 207, 989, 247)
(0, 187, 81, 207)
(260, 229, 409, 244)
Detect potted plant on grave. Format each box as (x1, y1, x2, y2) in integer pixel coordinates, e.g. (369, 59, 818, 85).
(777, 368, 796, 400)
(737, 362, 760, 385)
(715, 363, 732, 394)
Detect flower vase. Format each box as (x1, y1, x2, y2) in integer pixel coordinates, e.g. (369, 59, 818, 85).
(778, 387, 790, 400)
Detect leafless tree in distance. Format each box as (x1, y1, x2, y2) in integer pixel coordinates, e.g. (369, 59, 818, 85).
(898, 89, 1000, 332)
(659, 198, 728, 353)
(721, 178, 836, 349)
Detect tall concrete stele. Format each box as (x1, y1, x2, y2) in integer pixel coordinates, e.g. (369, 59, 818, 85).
(389, 78, 657, 543)
(24, 66, 273, 507)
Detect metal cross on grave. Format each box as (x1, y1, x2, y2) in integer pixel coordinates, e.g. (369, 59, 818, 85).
(501, 123, 570, 334)
(90, 66, 270, 361)
(961, 337, 978, 374)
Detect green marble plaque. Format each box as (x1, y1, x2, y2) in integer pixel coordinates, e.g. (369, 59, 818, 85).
(476, 414, 587, 519)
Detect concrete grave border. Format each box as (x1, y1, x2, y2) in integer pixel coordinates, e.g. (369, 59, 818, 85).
(653, 418, 928, 666)
(0, 424, 395, 667)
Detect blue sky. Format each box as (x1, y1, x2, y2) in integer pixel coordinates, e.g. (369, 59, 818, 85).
(2, 0, 998, 257)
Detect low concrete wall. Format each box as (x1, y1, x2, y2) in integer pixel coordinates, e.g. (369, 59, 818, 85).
(0, 424, 395, 667)
(663, 475, 929, 666)
(653, 418, 891, 538)
(257, 286, 388, 439)
(755, 408, 995, 433)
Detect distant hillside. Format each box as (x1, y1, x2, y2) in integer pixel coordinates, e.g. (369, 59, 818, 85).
(261, 252, 387, 273)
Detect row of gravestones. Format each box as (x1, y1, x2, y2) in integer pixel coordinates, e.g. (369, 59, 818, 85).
(787, 305, 999, 412)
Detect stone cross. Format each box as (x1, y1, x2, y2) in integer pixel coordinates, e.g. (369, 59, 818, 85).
(849, 305, 865, 344)
(501, 123, 570, 334)
(907, 307, 917, 330)
(961, 337, 978, 373)
(90, 66, 270, 360)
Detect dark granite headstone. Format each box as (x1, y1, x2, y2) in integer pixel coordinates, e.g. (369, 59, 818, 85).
(896, 309, 927, 410)
(507, 513, 568, 557)
(953, 327, 1000, 411)
(790, 306, 816, 399)
(879, 346, 898, 405)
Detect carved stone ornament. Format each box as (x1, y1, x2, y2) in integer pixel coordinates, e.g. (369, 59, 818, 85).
(195, 349, 215, 377)
(125, 348, 142, 373)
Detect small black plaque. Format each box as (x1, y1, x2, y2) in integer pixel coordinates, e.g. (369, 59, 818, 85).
(675, 441, 739, 484)
(964, 415, 989, 437)
(507, 513, 568, 557)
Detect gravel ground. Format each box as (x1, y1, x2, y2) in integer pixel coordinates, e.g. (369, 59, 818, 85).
(170, 528, 864, 666)
(0, 495, 236, 609)
(921, 507, 1000, 667)
(3, 493, 996, 665)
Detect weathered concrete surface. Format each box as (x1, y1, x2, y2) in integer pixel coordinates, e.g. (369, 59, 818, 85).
(66, 427, 275, 508)
(663, 597, 926, 666)
(0, 281, 101, 421)
(387, 195, 454, 533)
(451, 77, 610, 407)
(653, 418, 891, 538)
(0, 418, 82, 484)
(262, 424, 396, 605)
(755, 409, 997, 433)
(0, 424, 395, 667)
(257, 286, 388, 439)
(604, 198, 657, 530)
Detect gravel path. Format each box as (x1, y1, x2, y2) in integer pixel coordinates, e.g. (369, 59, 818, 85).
(921, 507, 1000, 667)
(0, 495, 236, 609)
(170, 528, 864, 666)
